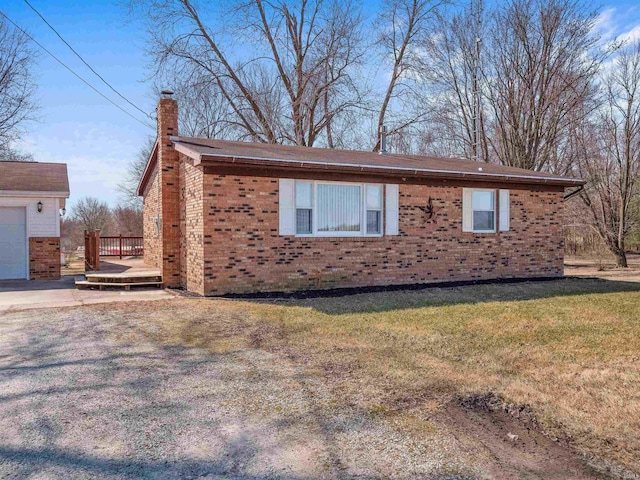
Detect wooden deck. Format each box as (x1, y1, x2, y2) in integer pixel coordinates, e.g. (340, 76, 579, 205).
(85, 257, 160, 277)
(78, 257, 162, 290)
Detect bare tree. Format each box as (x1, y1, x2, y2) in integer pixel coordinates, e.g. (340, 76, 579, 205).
(0, 145, 34, 162)
(577, 42, 640, 267)
(155, 69, 238, 139)
(373, 0, 445, 152)
(129, 0, 366, 147)
(422, 0, 489, 160)
(118, 136, 155, 208)
(423, 0, 606, 171)
(0, 16, 37, 151)
(113, 204, 143, 236)
(71, 197, 114, 234)
(60, 217, 84, 254)
(485, 0, 604, 172)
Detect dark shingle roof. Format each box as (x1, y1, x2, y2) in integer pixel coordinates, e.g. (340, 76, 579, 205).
(0, 161, 69, 194)
(172, 136, 583, 187)
(138, 136, 584, 195)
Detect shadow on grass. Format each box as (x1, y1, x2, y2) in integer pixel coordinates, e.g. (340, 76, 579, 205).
(242, 277, 640, 315)
(0, 445, 301, 479)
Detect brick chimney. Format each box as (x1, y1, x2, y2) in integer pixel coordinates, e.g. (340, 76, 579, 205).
(157, 91, 181, 288)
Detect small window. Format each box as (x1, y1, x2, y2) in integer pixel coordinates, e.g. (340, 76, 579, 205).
(366, 185, 382, 234)
(472, 190, 495, 232)
(295, 181, 313, 234)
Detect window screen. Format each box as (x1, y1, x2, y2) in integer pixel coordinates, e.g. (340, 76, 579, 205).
(472, 190, 495, 231)
(295, 181, 313, 234)
(366, 185, 382, 234)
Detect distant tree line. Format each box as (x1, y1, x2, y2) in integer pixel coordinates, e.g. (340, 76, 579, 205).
(61, 197, 143, 253)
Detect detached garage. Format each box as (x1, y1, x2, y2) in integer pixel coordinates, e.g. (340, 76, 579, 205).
(0, 161, 70, 280)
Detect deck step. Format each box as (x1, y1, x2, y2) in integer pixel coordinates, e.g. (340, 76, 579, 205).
(85, 274, 162, 284)
(75, 280, 163, 291)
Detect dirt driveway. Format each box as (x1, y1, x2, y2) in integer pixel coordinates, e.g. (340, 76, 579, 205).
(0, 305, 477, 479)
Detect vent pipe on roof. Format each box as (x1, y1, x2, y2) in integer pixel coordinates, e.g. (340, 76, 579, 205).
(161, 89, 174, 98)
(379, 125, 387, 155)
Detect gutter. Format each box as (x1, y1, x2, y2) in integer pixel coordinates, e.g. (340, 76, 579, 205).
(172, 140, 583, 187)
(0, 190, 70, 198)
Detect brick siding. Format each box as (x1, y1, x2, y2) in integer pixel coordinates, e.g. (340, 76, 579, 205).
(180, 158, 205, 294)
(158, 98, 181, 288)
(29, 237, 61, 280)
(142, 165, 162, 269)
(194, 173, 564, 295)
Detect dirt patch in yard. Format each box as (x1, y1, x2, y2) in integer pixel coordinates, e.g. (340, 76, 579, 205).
(442, 393, 609, 479)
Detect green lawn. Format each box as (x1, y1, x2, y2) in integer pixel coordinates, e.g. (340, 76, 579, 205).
(120, 277, 640, 475)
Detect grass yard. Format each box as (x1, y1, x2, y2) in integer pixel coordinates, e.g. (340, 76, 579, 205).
(118, 277, 640, 476)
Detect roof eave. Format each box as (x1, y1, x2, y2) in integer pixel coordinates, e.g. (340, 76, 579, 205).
(0, 190, 70, 198)
(195, 154, 585, 187)
(136, 139, 159, 196)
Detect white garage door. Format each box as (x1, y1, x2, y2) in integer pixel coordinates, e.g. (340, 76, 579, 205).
(0, 207, 27, 280)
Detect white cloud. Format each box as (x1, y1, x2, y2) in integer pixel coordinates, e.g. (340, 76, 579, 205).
(594, 7, 618, 43)
(594, 5, 640, 47)
(20, 120, 147, 208)
(619, 24, 640, 43)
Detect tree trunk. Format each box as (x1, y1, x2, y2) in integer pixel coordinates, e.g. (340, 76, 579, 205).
(615, 250, 628, 268)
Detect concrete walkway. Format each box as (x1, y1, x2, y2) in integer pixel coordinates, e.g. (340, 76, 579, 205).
(0, 276, 175, 313)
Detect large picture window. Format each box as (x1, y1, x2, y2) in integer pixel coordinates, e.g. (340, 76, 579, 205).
(294, 181, 384, 237)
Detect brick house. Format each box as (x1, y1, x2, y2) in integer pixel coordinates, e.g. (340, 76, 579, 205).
(0, 161, 69, 280)
(137, 95, 583, 296)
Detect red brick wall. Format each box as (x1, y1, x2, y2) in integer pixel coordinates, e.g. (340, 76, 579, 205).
(158, 98, 181, 287)
(29, 237, 60, 280)
(142, 164, 162, 269)
(195, 174, 564, 295)
(180, 158, 205, 295)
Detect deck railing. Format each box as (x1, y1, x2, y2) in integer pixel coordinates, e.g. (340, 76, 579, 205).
(99, 235, 144, 259)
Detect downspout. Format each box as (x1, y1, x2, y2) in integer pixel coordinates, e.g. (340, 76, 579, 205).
(563, 185, 584, 200)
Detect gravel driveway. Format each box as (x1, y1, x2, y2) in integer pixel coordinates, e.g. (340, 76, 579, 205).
(0, 305, 472, 479)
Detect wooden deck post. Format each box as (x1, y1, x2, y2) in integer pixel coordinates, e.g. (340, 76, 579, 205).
(84, 230, 100, 271)
(93, 230, 100, 271)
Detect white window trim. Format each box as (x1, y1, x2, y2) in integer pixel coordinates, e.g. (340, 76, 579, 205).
(471, 188, 497, 234)
(294, 180, 384, 238)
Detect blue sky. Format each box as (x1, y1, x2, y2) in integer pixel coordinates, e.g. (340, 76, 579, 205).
(3, 0, 640, 211)
(5, 1, 154, 210)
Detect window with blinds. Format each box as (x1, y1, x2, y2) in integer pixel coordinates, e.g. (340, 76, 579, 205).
(291, 180, 386, 237)
(472, 190, 495, 232)
(316, 183, 361, 233)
